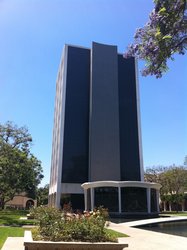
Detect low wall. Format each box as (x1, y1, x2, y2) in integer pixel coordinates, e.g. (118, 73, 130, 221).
(24, 231, 128, 250)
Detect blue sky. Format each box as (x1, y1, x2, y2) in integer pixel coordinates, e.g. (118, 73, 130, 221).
(0, 0, 186, 186)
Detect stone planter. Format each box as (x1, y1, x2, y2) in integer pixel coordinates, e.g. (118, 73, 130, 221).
(24, 231, 128, 250)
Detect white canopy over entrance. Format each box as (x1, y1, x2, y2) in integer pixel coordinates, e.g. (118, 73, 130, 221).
(81, 181, 161, 215)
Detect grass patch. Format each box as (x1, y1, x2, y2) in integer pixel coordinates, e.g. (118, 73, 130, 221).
(0, 227, 25, 249)
(160, 212, 187, 217)
(0, 210, 36, 226)
(0, 209, 28, 216)
(105, 228, 129, 238)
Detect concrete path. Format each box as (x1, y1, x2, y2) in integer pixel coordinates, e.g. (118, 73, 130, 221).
(109, 216, 187, 250)
(1, 237, 24, 250)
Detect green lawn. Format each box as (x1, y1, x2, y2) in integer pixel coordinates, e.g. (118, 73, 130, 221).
(0, 227, 25, 249)
(0, 210, 35, 249)
(160, 212, 187, 216)
(105, 228, 129, 238)
(0, 210, 36, 226)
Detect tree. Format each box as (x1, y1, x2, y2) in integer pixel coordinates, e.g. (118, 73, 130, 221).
(37, 184, 49, 206)
(145, 165, 187, 211)
(0, 121, 32, 153)
(124, 0, 187, 78)
(0, 121, 44, 209)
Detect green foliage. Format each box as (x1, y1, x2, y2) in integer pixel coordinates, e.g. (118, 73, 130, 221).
(30, 206, 63, 240)
(37, 184, 49, 206)
(0, 121, 32, 153)
(31, 206, 117, 242)
(161, 193, 185, 204)
(0, 121, 44, 209)
(145, 165, 187, 210)
(145, 165, 187, 195)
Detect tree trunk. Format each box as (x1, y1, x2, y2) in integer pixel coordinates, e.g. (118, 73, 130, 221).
(0, 198, 5, 210)
(163, 201, 167, 211)
(169, 202, 172, 212)
(182, 201, 185, 212)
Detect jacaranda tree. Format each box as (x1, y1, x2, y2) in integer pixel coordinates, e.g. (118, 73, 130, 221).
(124, 0, 187, 78)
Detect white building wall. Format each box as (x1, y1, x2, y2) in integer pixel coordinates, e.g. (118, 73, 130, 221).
(49, 45, 68, 207)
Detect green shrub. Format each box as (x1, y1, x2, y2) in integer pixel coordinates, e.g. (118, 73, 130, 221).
(31, 206, 117, 242)
(30, 206, 64, 240)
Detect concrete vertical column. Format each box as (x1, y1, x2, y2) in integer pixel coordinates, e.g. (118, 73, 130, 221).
(84, 189, 88, 211)
(90, 188, 95, 211)
(156, 190, 160, 213)
(55, 45, 68, 208)
(118, 187, 122, 213)
(89, 42, 120, 181)
(51, 195, 53, 207)
(48, 195, 51, 206)
(146, 188, 151, 213)
(54, 192, 56, 208)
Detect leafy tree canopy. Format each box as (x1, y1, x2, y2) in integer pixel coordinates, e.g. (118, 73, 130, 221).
(124, 0, 187, 78)
(0, 121, 44, 209)
(0, 121, 32, 153)
(145, 165, 187, 197)
(37, 184, 49, 206)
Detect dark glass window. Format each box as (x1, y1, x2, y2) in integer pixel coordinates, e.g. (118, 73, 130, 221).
(121, 187, 147, 212)
(151, 189, 157, 212)
(94, 187, 118, 212)
(61, 46, 90, 183)
(118, 56, 141, 181)
(60, 194, 84, 211)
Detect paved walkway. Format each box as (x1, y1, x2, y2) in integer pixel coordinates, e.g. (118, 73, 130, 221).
(2, 216, 187, 250)
(109, 216, 187, 250)
(1, 237, 24, 250)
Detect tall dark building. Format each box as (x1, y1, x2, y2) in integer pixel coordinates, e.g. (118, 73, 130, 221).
(49, 42, 160, 216)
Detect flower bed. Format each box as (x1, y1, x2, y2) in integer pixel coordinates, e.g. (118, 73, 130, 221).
(24, 206, 128, 249)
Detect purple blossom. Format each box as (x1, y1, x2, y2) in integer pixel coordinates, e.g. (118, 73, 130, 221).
(124, 0, 187, 78)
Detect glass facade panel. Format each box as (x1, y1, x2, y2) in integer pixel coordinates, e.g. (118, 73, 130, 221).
(61, 46, 90, 183)
(118, 56, 141, 181)
(61, 194, 84, 211)
(151, 189, 157, 212)
(94, 187, 118, 212)
(121, 187, 147, 212)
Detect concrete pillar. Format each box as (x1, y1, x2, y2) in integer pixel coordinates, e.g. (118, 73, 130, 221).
(90, 188, 95, 211)
(118, 187, 121, 213)
(156, 190, 160, 213)
(48, 195, 50, 206)
(84, 189, 88, 211)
